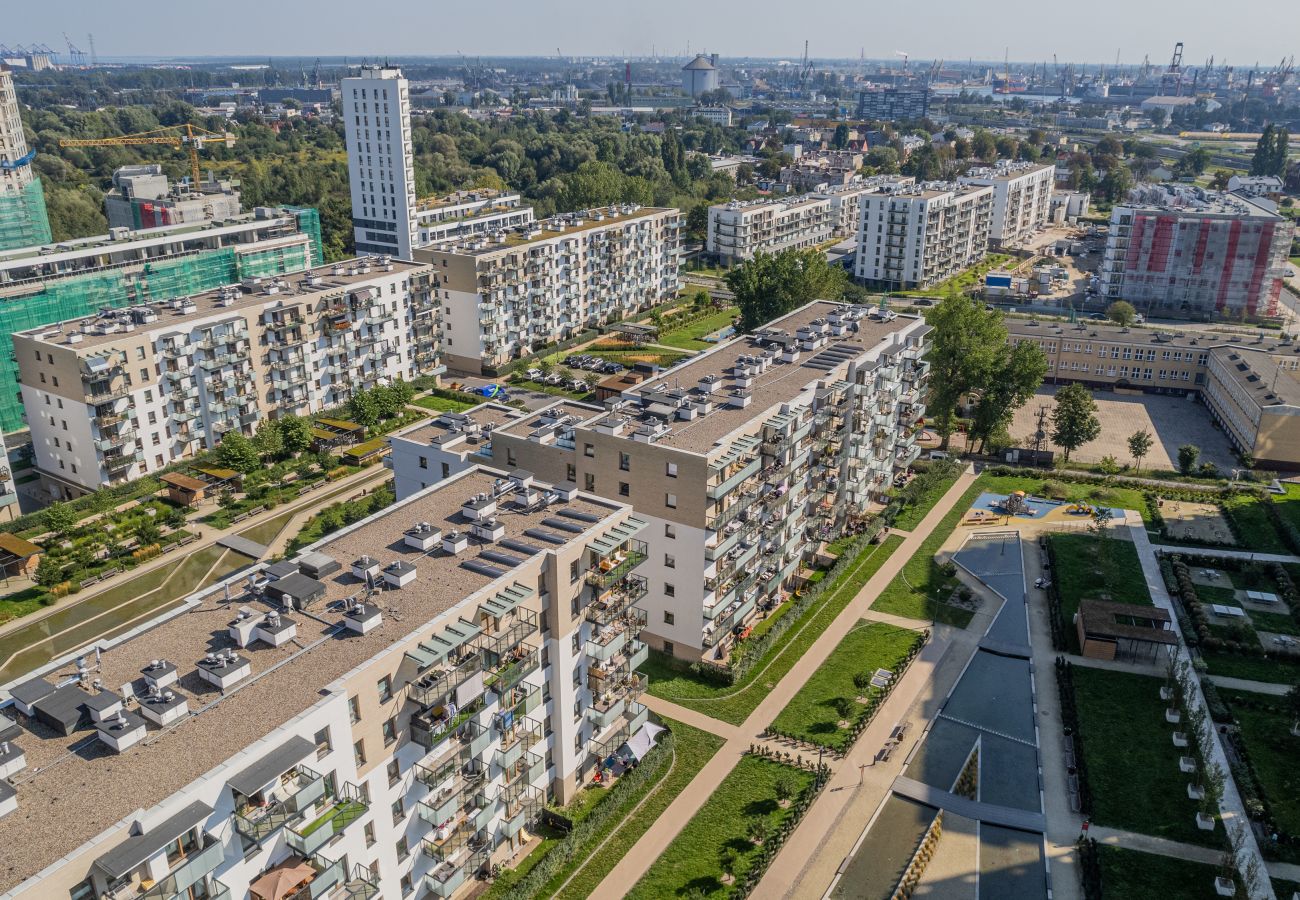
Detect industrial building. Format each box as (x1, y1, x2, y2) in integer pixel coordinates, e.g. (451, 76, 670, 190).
(681, 54, 720, 97)
(0, 206, 323, 433)
(343, 65, 419, 259)
(0, 464, 653, 900)
(104, 165, 243, 231)
(390, 301, 930, 661)
(855, 87, 930, 122)
(15, 256, 439, 497)
(0, 66, 51, 251)
(854, 181, 994, 290)
(958, 160, 1055, 247)
(1007, 318, 1300, 469)
(1098, 184, 1295, 320)
(416, 205, 682, 375)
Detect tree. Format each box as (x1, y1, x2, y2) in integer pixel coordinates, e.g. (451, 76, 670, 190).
(251, 418, 284, 461)
(42, 502, 78, 539)
(1210, 169, 1233, 190)
(852, 671, 872, 697)
(925, 294, 1008, 448)
(389, 379, 415, 409)
(1251, 125, 1289, 177)
(349, 390, 382, 428)
(278, 416, 313, 456)
(1146, 107, 1169, 129)
(774, 775, 796, 806)
(832, 123, 850, 150)
(724, 248, 847, 332)
(216, 431, 262, 474)
(1127, 429, 1154, 473)
(1105, 300, 1137, 327)
(718, 848, 737, 885)
(1050, 384, 1101, 462)
(747, 818, 771, 845)
(968, 341, 1048, 455)
(33, 556, 65, 589)
(583, 371, 601, 393)
(133, 519, 162, 548)
(1178, 444, 1201, 475)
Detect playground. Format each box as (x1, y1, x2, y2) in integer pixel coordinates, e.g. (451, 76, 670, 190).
(963, 491, 1124, 528)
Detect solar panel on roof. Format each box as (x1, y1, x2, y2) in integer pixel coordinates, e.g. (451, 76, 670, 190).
(461, 559, 507, 578)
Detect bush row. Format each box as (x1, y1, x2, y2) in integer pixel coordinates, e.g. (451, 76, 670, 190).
(1261, 497, 1300, 556)
(1055, 658, 1095, 816)
(1042, 535, 1069, 651)
(1165, 553, 1300, 661)
(1077, 837, 1103, 900)
(1169, 557, 1259, 654)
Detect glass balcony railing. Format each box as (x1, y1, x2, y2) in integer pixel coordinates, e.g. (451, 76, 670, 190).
(285, 782, 369, 857)
(138, 835, 225, 900)
(484, 647, 539, 697)
(410, 653, 483, 710)
(586, 575, 647, 626)
(412, 696, 485, 753)
(234, 766, 327, 842)
(586, 541, 648, 589)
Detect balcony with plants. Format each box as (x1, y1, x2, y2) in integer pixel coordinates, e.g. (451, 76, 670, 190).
(233, 765, 328, 843)
(586, 573, 647, 627)
(284, 781, 368, 857)
(586, 539, 648, 589)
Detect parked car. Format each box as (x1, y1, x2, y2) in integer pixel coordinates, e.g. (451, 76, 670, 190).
(601, 362, 624, 374)
(525, 368, 544, 380)
(569, 379, 589, 392)
(545, 373, 565, 386)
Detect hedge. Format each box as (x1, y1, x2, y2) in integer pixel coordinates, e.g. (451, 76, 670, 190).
(1055, 658, 1095, 816)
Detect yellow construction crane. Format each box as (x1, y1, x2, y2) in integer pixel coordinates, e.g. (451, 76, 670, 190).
(59, 124, 237, 190)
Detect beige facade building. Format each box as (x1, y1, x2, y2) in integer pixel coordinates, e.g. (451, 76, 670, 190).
(391, 301, 931, 662)
(0, 465, 651, 900)
(707, 195, 834, 264)
(417, 205, 682, 375)
(15, 257, 440, 498)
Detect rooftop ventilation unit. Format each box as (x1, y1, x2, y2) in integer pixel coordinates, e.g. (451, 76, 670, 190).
(461, 492, 498, 522)
(342, 598, 382, 634)
(442, 530, 469, 555)
(471, 517, 506, 543)
(196, 649, 251, 690)
(404, 522, 442, 551)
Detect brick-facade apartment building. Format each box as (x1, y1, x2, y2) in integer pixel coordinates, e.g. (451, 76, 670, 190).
(1099, 184, 1295, 320)
(15, 257, 440, 498)
(854, 181, 994, 290)
(0, 465, 652, 900)
(391, 301, 931, 661)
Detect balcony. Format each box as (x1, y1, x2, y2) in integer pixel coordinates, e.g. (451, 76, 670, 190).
(233, 766, 327, 842)
(484, 647, 539, 697)
(495, 715, 542, 770)
(425, 859, 468, 898)
(285, 781, 369, 857)
(588, 673, 647, 730)
(103, 452, 142, 475)
(340, 864, 380, 900)
(707, 456, 761, 500)
(137, 834, 226, 900)
(586, 540, 648, 589)
(271, 854, 344, 900)
(412, 692, 486, 752)
(592, 702, 650, 761)
(418, 762, 486, 826)
(586, 574, 647, 627)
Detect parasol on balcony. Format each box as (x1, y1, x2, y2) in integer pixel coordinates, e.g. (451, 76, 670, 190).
(250, 857, 316, 900)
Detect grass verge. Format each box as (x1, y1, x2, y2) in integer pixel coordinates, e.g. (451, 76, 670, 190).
(1048, 532, 1151, 653)
(1219, 689, 1300, 839)
(1097, 845, 1225, 898)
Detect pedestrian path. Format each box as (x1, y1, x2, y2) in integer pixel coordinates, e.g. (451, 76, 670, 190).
(1206, 675, 1292, 696)
(1150, 544, 1300, 565)
(590, 469, 981, 898)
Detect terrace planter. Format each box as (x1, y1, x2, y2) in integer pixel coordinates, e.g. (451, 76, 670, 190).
(1160, 686, 1173, 701)
(1196, 812, 1217, 831)
(1172, 732, 1189, 748)
(1165, 708, 1182, 724)
(1188, 784, 1205, 800)
(1214, 877, 1236, 896)
(1180, 757, 1198, 774)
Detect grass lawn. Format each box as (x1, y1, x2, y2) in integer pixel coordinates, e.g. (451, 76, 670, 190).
(412, 394, 477, 413)
(1048, 532, 1151, 653)
(768, 621, 921, 750)
(510, 378, 594, 402)
(542, 720, 726, 900)
(625, 755, 814, 899)
(657, 307, 739, 351)
(978, 473, 1152, 525)
(1220, 492, 1290, 554)
(890, 467, 964, 532)
(870, 480, 984, 626)
(1072, 666, 1223, 848)
(1219, 689, 1300, 840)
(1096, 845, 1227, 899)
(1271, 483, 1300, 534)
(894, 254, 1013, 298)
(235, 508, 299, 549)
(643, 535, 905, 725)
(1201, 651, 1300, 685)
(1274, 877, 1300, 898)
(1247, 610, 1300, 637)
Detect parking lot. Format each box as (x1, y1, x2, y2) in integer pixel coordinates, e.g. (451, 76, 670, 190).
(1007, 385, 1237, 473)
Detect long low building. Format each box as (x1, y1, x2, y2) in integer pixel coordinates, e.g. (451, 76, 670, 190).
(1007, 318, 1300, 468)
(15, 257, 441, 498)
(0, 464, 651, 899)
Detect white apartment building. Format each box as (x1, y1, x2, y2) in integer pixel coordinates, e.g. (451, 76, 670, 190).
(707, 195, 834, 264)
(15, 258, 440, 498)
(958, 160, 1055, 247)
(391, 301, 930, 663)
(854, 182, 994, 290)
(343, 65, 418, 259)
(820, 177, 915, 238)
(0, 465, 652, 900)
(417, 205, 682, 375)
(414, 190, 535, 249)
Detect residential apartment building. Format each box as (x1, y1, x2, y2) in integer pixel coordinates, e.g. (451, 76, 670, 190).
(417, 205, 682, 374)
(343, 65, 418, 259)
(104, 165, 243, 231)
(855, 87, 930, 121)
(958, 160, 1055, 247)
(0, 65, 51, 251)
(0, 464, 652, 900)
(392, 301, 930, 662)
(708, 195, 834, 264)
(15, 257, 439, 498)
(822, 178, 914, 238)
(0, 438, 16, 523)
(0, 206, 323, 433)
(1099, 184, 1295, 320)
(1007, 318, 1300, 468)
(413, 190, 535, 249)
(854, 182, 994, 290)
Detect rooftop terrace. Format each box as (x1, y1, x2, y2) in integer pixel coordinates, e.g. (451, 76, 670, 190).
(437, 205, 673, 256)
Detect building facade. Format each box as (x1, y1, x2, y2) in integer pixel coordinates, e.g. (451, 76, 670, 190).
(418, 205, 682, 374)
(0, 465, 653, 900)
(681, 55, 720, 97)
(707, 195, 834, 264)
(958, 160, 1055, 247)
(1099, 185, 1295, 320)
(854, 182, 994, 290)
(413, 190, 535, 250)
(392, 301, 930, 662)
(15, 257, 439, 497)
(104, 165, 243, 231)
(855, 87, 930, 122)
(0, 66, 51, 251)
(343, 65, 418, 259)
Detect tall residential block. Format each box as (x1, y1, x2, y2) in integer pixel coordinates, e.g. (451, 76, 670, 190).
(958, 160, 1055, 248)
(417, 205, 682, 375)
(0, 66, 51, 251)
(854, 182, 994, 290)
(708, 195, 833, 264)
(855, 87, 930, 121)
(391, 301, 930, 662)
(0, 465, 652, 899)
(343, 65, 418, 259)
(15, 257, 439, 498)
(0, 207, 323, 433)
(1099, 184, 1294, 320)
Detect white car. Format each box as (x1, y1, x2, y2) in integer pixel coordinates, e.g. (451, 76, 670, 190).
(525, 368, 544, 380)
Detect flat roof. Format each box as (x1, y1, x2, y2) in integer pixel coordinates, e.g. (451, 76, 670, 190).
(396, 402, 522, 447)
(496, 400, 604, 440)
(18, 257, 429, 351)
(613, 302, 921, 455)
(433, 206, 673, 256)
(0, 466, 624, 891)
(1006, 318, 1300, 357)
(1211, 346, 1300, 408)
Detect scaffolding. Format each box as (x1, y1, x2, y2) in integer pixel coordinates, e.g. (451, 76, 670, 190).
(0, 181, 53, 252)
(0, 234, 319, 433)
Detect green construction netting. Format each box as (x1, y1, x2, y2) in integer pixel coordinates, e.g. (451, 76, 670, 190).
(0, 181, 52, 253)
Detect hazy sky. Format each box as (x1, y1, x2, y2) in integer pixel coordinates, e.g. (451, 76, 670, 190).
(22, 0, 1300, 67)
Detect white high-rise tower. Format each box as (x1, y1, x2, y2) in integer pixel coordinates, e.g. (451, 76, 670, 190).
(342, 65, 417, 258)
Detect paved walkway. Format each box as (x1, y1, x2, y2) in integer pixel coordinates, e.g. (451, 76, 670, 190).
(1150, 544, 1300, 565)
(1207, 675, 1293, 696)
(590, 468, 982, 898)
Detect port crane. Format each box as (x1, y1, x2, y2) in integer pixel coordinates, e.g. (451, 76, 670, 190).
(59, 124, 237, 190)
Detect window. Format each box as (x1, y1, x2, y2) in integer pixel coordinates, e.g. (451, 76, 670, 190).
(665, 554, 675, 569)
(418, 455, 428, 469)
(619, 481, 630, 497)
(69, 881, 95, 900)
(665, 583, 676, 597)
(400, 874, 414, 896)
(364, 822, 376, 847)
(313, 727, 332, 759)
(566, 463, 576, 482)
(570, 560, 579, 583)
(619, 452, 630, 471)
(665, 524, 676, 539)
(663, 640, 674, 656)
(387, 758, 401, 786)
(584, 443, 594, 458)
(665, 493, 677, 509)
(441, 462, 450, 479)
(377, 675, 392, 703)
(354, 739, 367, 766)
(584, 473, 595, 492)
(507, 448, 516, 467)
(663, 610, 675, 625)
(392, 799, 406, 827)
(382, 715, 398, 746)
(348, 695, 361, 723)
